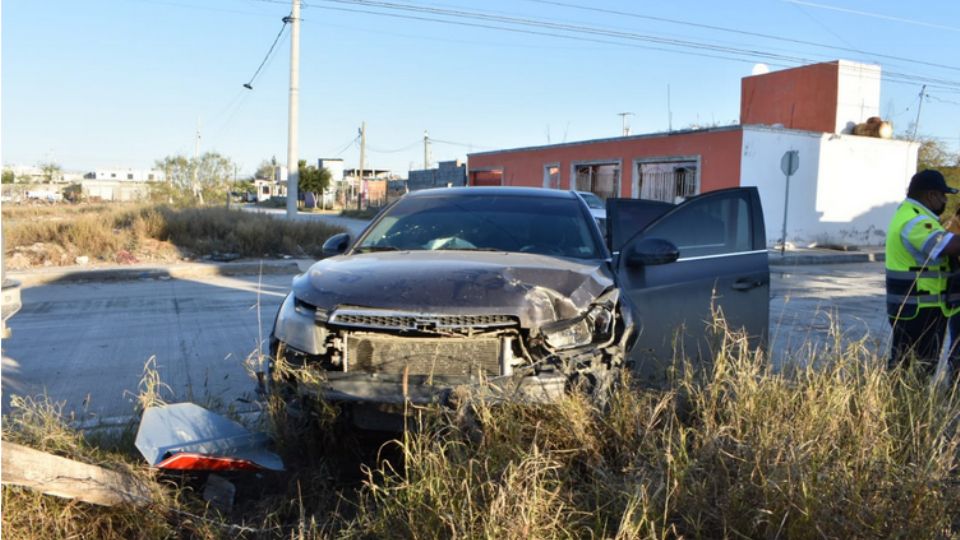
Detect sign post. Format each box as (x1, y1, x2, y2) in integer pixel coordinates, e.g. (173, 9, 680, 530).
(780, 150, 800, 255)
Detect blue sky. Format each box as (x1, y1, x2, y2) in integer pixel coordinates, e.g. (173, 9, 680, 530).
(3, 0, 959, 175)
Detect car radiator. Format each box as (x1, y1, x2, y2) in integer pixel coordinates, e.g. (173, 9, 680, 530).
(345, 334, 501, 377)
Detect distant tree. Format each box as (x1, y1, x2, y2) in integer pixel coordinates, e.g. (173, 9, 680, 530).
(153, 152, 236, 206)
(917, 137, 959, 170)
(1, 169, 14, 184)
(255, 157, 278, 181)
(904, 136, 960, 219)
(38, 161, 62, 183)
(298, 160, 332, 209)
(234, 178, 256, 201)
(63, 183, 84, 203)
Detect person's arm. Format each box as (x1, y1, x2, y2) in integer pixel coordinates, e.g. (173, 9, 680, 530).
(940, 235, 960, 257)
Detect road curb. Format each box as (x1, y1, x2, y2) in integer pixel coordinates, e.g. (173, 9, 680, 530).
(768, 251, 885, 266)
(9, 259, 312, 287)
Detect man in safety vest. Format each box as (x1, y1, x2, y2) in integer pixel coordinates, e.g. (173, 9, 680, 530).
(886, 169, 960, 373)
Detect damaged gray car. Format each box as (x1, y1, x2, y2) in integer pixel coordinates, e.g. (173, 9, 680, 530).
(269, 187, 768, 425)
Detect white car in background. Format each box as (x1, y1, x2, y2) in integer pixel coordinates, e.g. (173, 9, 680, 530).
(576, 191, 607, 232)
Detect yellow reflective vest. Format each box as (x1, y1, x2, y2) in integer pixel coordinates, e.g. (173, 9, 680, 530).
(885, 199, 952, 320)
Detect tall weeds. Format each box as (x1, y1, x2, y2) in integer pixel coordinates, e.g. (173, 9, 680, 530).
(342, 322, 960, 539)
(4, 320, 960, 538)
(3, 204, 344, 266)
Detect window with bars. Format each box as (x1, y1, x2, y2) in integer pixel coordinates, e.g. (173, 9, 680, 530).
(637, 161, 698, 202)
(574, 163, 620, 200)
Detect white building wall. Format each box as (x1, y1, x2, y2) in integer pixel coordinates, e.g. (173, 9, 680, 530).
(318, 159, 344, 182)
(740, 127, 823, 247)
(739, 126, 917, 247)
(815, 134, 918, 244)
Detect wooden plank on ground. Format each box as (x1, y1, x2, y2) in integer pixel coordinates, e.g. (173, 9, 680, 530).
(1, 440, 154, 507)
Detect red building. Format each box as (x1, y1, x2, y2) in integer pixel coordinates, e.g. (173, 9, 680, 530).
(466, 60, 918, 246)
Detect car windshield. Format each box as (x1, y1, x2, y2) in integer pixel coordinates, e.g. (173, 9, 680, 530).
(356, 194, 603, 259)
(578, 191, 604, 209)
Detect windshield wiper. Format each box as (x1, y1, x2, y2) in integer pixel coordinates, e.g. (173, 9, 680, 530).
(355, 245, 401, 253)
(434, 247, 504, 252)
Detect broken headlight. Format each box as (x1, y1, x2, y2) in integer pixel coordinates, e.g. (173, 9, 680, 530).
(542, 305, 614, 350)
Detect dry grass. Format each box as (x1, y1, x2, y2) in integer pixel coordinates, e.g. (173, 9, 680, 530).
(2, 203, 345, 268)
(5, 320, 960, 538)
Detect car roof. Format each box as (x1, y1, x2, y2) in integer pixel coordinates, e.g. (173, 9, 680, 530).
(405, 186, 578, 200)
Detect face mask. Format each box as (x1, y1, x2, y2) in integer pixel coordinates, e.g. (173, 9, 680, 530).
(931, 198, 946, 216)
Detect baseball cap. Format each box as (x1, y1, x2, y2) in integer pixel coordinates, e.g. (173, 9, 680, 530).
(910, 169, 957, 194)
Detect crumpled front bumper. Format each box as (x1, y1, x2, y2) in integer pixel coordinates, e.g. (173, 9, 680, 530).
(292, 371, 568, 407)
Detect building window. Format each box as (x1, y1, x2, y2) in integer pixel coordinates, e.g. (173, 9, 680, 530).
(543, 164, 560, 189)
(148, 174, 155, 181)
(637, 160, 698, 202)
(574, 163, 620, 200)
(127, 173, 134, 180)
(470, 169, 503, 186)
(111, 173, 117, 178)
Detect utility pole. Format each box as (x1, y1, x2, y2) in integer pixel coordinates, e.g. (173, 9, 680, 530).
(358, 121, 366, 208)
(285, 0, 301, 218)
(667, 84, 673, 132)
(423, 129, 430, 170)
(911, 84, 926, 141)
(618, 112, 634, 136)
(194, 118, 203, 204)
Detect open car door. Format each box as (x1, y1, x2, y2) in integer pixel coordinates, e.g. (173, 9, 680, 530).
(607, 187, 768, 384)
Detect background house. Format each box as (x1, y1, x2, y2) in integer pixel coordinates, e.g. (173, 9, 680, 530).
(467, 60, 918, 246)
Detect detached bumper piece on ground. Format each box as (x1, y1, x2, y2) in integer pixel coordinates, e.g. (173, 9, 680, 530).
(135, 402, 283, 472)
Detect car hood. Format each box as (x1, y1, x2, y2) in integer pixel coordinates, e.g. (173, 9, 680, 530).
(292, 251, 614, 328)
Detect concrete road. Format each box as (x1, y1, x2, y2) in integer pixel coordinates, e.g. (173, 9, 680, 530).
(241, 205, 370, 237)
(769, 261, 888, 367)
(2, 274, 292, 423)
(2, 262, 893, 422)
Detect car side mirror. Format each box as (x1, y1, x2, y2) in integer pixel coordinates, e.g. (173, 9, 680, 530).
(625, 238, 679, 267)
(321, 233, 351, 257)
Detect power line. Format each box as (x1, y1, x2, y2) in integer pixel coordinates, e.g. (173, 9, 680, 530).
(310, 0, 960, 91)
(366, 140, 421, 153)
(430, 138, 492, 150)
(522, 0, 960, 73)
(329, 136, 360, 156)
(309, 4, 805, 69)
(783, 0, 960, 33)
(244, 17, 290, 89)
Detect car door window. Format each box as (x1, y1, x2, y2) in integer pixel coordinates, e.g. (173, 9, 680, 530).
(644, 191, 753, 258)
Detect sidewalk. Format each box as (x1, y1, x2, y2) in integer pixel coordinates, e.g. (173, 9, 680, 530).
(8, 258, 314, 287)
(768, 246, 884, 266)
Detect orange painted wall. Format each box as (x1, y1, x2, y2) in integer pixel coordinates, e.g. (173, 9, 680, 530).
(740, 61, 839, 132)
(467, 128, 743, 197)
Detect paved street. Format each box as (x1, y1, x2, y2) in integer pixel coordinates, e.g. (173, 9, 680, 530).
(2, 274, 291, 423)
(769, 262, 888, 367)
(1, 262, 892, 423)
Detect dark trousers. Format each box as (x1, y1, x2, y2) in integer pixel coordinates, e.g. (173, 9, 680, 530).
(946, 314, 960, 378)
(889, 307, 947, 375)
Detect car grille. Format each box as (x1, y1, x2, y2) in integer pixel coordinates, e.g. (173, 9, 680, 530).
(329, 309, 515, 332)
(345, 334, 501, 377)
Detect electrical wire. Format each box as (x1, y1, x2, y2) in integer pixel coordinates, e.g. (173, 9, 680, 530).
(430, 138, 492, 150)
(310, 0, 960, 91)
(522, 0, 960, 73)
(366, 141, 422, 153)
(783, 0, 960, 33)
(244, 17, 290, 89)
(330, 136, 361, 156)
